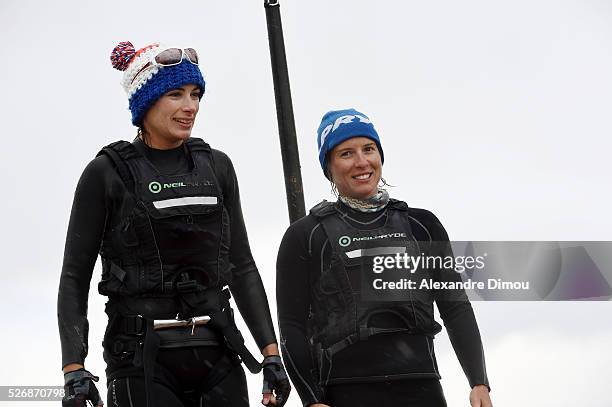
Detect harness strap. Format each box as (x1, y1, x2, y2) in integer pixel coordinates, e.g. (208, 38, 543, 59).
(310, 200, 336, 218)
(207, 290, 262, 374)
(327, 327, 413, 356)
(316, 326, 414, 387)
(98, 142, 135, 193)
(185, 137, 212, 153)
(142, 321, 160, 407)
(107, 315, 158, 407)
(98, 138, 215, 195)
(108, 289, 261, 377)
(199, 352, 241, 392)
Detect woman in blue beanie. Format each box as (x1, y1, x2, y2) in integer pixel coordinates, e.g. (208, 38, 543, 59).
(276, 109, 493, 406)
(57, 42, 290, 407)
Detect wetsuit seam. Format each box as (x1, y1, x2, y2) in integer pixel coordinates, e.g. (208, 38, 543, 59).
(280, 335, 320, 403)
(323, 350, 333, 387)
(111, 379, 117, 407)
(308, 222, 322, 257)
(407, 215, 433, 242)
(320, 238, 330, 279)
(425, 336, 439, 377)
(126, 377, 134, 407)
(481, 343, 488, 386)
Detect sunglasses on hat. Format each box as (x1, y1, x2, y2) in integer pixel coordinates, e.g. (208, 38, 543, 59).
(131, 47, 199, 85)
(153, 47, 199, 66)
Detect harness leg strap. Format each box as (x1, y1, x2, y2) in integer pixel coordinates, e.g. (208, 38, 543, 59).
(207, 304, 262, 374)
(200, 352, 241, 393)
(142, 321, 160, 407)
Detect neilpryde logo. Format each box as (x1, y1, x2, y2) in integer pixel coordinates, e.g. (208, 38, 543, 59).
(149, 181, 162, 194)
(149, 181, 202, 194)
(339, 236, 352, 247)
(339, 232, 407, 247)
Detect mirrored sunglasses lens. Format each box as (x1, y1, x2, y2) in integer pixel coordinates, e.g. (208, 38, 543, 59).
(184, 48, 198, 64)
(155, 48, 182, 65)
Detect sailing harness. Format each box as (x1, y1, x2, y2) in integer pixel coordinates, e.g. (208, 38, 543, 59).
(308, 200, 443, 386)
(97, 138, 262, 405)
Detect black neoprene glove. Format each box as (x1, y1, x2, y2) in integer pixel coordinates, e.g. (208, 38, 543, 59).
(62, 368, 103, 407)
(262, 355, 291, 406)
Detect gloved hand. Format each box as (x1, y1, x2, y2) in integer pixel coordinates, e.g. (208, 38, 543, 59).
(261, 355, 291, 406)
(62, 368, 103, 407)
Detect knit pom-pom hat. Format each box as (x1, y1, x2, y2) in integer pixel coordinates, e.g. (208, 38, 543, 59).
(110, 41, 206, 126)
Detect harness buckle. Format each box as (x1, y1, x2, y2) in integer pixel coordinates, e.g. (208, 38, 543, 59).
(112, 341, 123, 354)
(152, 315, 211, 331)
(191, 317, 197, 336)
(124, 314, 146, 336)
(176, 279, 198, 293)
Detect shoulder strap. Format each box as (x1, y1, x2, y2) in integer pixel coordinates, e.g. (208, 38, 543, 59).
(309, 200, 337, 218)
(185, 137, 211, 153)
(387, 198, 409, 211)
(185, 138, 225, 201)
(185, 137, 217, 177)
(96, 141, 138, 193)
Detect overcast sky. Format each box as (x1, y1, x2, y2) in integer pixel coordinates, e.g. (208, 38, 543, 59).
(1, 0, 611, 406)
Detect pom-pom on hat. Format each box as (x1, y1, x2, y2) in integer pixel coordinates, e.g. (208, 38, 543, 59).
(110, 41, 206, 126)
(316, 108, 384, 178)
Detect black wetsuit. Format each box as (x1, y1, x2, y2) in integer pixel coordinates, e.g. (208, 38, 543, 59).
(58, 138, 276, 406)
(276, 201, 489, 407)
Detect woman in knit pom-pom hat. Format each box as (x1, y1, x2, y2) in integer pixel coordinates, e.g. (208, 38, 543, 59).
(276, 109, 493, 407)
(58, 41, 290, 407)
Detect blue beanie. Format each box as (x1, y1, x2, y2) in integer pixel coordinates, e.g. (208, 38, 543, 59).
(316, 108, 384, 177)
(110, 42, 206, 126)
(128, 61, 205, 126)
